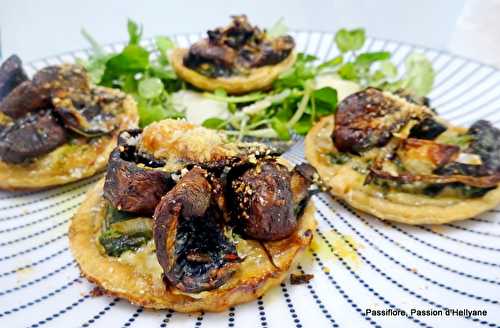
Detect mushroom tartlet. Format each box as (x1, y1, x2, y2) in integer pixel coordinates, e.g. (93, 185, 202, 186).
(305, 87, 500, 224)
(69, 119, 317, 312)
(171, 15, 297, 94)
(0, 55, 138, 190)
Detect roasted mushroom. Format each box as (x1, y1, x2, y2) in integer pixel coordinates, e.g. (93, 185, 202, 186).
(171, 16, 296, 94)
(0, 63, 118, 138)
(184, 15, 295, 78)
(53, 86, 124, 137)
(437, 120, 500, 177)
(366, 121, 500, 191)
(0, 59, 135, 168)
(408, 118, 447, 140)
(0, 55, 28, 101)
(103, 130, 174, 214)
(153, 167, 240, 293)
(229, 160, 315, 241)
(0, 64, 89, 119)
(103, 121, 278, 215)
(0, 110, 67, 164)
(333, 88, 432, 154)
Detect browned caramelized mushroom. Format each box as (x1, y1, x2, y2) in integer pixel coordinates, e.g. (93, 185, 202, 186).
(0, 59, 128, 165)
(365, 121, 500, 190)
(53, 84, 124, 138)
(184, 15, 295, 78)
(0, 110, 67, 164)
(103, 130, 174, 214)
(0, 55, 28, 101)
(333, 88, 432, 154)
(153, 167, 240, 293)
(291, 163, 317, 211)
(229, 160, 315, 241)
(0, 64, 90, 119)
(0, 80, 51, 119)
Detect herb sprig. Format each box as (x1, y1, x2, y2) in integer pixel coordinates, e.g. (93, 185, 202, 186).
(81, 20, 184, 127)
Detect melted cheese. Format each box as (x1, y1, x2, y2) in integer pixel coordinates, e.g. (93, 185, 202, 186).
(118, 240, 163, 278)
(139, 119, 238, 168)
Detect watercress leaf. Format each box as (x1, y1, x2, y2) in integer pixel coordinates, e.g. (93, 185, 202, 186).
(121, 74, 139, 93)
(274, 53, 317, 89)
(267, 17, 288, 38)
(312, 87, 338, 108)
(304, 105, 313, 115)
(271, 117, 291, 140)
(369, 70, 387, 86)
(155, 36, 175, 63)
(313, 88, 338, 116)
(355, 51, 391, 66)
(297, 53, 318, 63)
(105, 45, 150, 75)
(127, 19, 143, 45)
(156, 36, 175, 53)
(202, 117, 226, 129)
(401, 53, 435, 96)
(379, 60, 398, 79)
(163, 108, 185, 119)
(292, 116, 312, 135)
(150, 65, 177, 80)
(138, 77, 164, 99)
(315, 103, 336, 116)
(338, 62, 358, 80)
(335, 28, 365, 53)
(81, 55, 112, 84)
(137, 99, 166, 127)
(275, 103, 294, 121)
(80, 29, 111, 84)
(317, 55, 343, 71)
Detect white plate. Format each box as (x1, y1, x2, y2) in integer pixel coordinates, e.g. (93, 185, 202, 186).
(1, 31, 500, 328)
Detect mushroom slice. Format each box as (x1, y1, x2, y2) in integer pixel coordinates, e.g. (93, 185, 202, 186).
(396, 138, 460, 175)
(367, 166, 500, 189)
(408, 118, 447, 140)
(0, 55, 28, 101)
(53, 85, 126, 138)
(0, 80, 51, 119)
(154, 167, 240, 293)
(290, 163, 317, 214)
(0, 110, 67, 164)
(103, 130, 174, 215)
(0, 64, 90, 119)
(53, 95, 116, 137)
(333, 88, 433, 154)
(366, 132, 500, 189)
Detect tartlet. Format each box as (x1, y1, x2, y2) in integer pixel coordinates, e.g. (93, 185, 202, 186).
(171, 15, 297, 94)
(305, 88, 500, 224)
(0, 56, 138, 190)
(70, 119, 317, 312)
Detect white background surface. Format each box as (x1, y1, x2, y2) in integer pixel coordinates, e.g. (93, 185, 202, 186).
(2, 0, 498, 65)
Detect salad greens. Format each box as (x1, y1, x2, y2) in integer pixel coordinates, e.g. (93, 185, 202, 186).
(81, 20, 184, 127)
(81, 20, 436, 140)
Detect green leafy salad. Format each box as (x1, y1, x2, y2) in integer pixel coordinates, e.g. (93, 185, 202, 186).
(81, 19, 435, 141)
